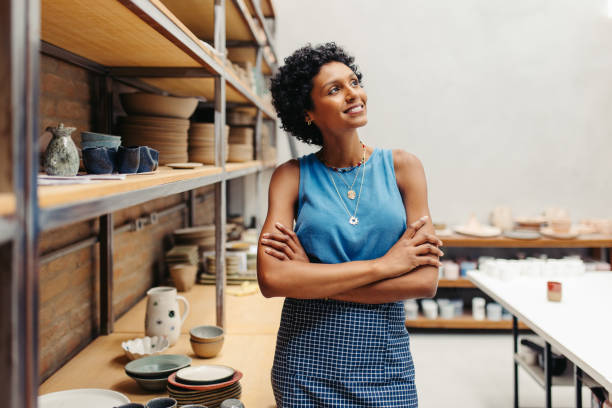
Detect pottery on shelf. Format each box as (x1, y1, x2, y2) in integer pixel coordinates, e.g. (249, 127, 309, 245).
(121, 336, 169, 360)
(145, 287, 190, 346)
(43, 123, 80, 176)
(82, 147, 118, 174)
(117, 146, 141, 174)
(139, 146, 159, 173)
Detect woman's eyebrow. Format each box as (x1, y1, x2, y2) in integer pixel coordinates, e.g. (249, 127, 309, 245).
(321, 73, 356, 89)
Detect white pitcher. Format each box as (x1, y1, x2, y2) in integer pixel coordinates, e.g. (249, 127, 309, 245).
(145, 286, 190, 346)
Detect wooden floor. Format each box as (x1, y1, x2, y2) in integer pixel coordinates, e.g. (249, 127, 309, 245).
(39, 285, 284, 407)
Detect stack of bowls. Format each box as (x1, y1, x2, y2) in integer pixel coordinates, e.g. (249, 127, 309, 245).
(167, 365, 242, 407)
(119, 93, 198, 165)
(124, 354, 191, 392)
(190, 325, 224, 358)
(188, 123, 229, 165)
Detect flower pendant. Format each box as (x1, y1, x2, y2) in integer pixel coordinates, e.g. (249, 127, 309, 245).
(347, 190, 356, 200)
(349, 216, 359, 225)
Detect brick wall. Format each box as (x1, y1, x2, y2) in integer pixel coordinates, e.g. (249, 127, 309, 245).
(38, 55, 218, 380)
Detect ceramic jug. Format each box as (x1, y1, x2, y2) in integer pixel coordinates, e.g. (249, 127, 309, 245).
(43, 123, 80, 176)
(145, 286, 190, 346)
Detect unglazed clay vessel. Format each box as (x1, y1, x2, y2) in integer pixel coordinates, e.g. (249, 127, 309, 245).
(43, 123, 79, 176)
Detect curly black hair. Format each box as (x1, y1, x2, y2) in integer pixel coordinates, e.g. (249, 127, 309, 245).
(270, 42, 362, 146)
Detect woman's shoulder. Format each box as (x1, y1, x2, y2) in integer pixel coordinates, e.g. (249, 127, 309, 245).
(390, 149, 424, 173)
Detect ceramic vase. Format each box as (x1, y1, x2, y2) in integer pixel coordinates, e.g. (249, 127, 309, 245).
(43, 123, 80, 176)
(145, 286, 190, 346)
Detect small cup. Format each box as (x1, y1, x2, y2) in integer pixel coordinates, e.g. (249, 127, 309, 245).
(145, 397, 177, 408)
(403, 300, 418, 320)
(116, 404, 145, 408)
(220, 399, 244, 408)
(421, 299, 438, 319)
(472, 297, 486, 320)
(440, 303, 455, 319)
(117, 146, 141, 174)
(486, 303, 502, 321)
(82, 147, 117, 174)
(190, 337, 224, 358)
(138, 146, 159, 173)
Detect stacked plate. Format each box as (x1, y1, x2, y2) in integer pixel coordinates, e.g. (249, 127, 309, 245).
(188, 123, 229, 164)
(205, 253, 245, 275)
(227, 143, 253, 163)
(228, 127, 253, 145)
(167, 366, 243, 408)
(165, 245, 199, 267)
(119, 115, 190, 164)
(174, 225, 216, 252)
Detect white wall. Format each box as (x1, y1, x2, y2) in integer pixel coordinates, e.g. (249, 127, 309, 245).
(273, 0, 612, 225)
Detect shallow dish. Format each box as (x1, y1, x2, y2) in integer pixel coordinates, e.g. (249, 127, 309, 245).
(503, 230, 540, 240)
(125, 354, 191, 379)
(168, 370, 243, 391)
(540, 227, 580, 240)
(166, 162, 204, 169)
(121, 336, 169, 360)
(453, 225, 501, 238)
(39, 388, 129, 408)
(189, 325, 224, 342)
(176, 365, 235, 385)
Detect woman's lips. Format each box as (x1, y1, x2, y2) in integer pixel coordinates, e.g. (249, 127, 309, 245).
(344, 104, 365, 115)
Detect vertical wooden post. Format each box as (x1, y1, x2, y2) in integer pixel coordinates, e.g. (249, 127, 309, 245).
(99, 214, 114, 334)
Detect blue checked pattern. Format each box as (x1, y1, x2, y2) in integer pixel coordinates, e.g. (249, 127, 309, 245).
(272, 299, 417, 407)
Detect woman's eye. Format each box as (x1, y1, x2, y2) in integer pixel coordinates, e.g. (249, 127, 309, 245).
(328, 87, 339, 95)
(351, 79, 359, 87)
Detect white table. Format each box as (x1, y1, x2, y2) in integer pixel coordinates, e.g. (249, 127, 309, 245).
(468, 271, 612, 408)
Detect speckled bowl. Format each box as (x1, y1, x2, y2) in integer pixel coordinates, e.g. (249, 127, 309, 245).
(121, 336, 169, 360)
(189, 325, 224, 343)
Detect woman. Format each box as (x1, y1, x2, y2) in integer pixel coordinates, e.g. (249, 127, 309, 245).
(257, 42, 443, 407)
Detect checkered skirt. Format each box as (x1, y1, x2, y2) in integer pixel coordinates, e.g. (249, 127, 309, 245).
(272, 298, 417, 407)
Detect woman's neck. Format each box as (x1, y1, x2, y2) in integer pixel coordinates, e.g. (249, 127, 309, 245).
(318, 131, 364, 169)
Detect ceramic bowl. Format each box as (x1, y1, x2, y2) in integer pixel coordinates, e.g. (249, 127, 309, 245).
(120, 92, 198, 119)
(220, 399, 244, 408)
(121, 336, 169, 360)
(145, 397, 177, 408)
(548, 218, 572, 234)
(138, 146, 159, 173)
(190, 338, 224, 358)
(189, 325, 224, 343)
(81, 131, 121, 142)
(81, 139, 121, 150)
(82, 147, 117, 174)
(126, 373, 169, 392)
(125, 354, 191, 379)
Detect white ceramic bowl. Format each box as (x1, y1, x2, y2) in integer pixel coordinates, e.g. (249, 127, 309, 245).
(121, 336, 169, 360)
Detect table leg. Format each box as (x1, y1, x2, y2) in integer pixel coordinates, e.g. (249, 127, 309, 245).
(575, 365, 582, 408)
(545, 342, 552, 408)
(513, 315, 519, 408)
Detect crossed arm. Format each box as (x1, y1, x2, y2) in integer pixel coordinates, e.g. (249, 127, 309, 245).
(256, 150, 442, 304)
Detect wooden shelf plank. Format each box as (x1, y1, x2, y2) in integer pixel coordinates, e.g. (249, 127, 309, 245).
(438, 278, 475, 288)
(406, 313, 529, 330)
(38, 166, 222, 209)
(161, 0, 258, 43)
(0, 193, 16, 217)
(38, 332, 278, 406)
(440, 234, 612, 248)
(41, 0, 215, 70)
(261, 0, 275, 18)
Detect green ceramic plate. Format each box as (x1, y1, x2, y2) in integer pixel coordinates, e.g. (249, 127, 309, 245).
(125, 354, 191, 379)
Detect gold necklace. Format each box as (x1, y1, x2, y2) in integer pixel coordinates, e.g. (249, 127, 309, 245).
(327, 156, 366, 225)
(335, 146, 366, 200)
(318, 142, 366, 200)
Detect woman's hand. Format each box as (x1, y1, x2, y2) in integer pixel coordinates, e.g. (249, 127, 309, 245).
(261, 222, 310, 262)
(376, 215, 444, 278)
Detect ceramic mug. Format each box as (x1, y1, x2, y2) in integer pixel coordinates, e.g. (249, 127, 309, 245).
(82, 147, 118, 174)
(145, 287, 190, 346)
(117, 146, 141, 174)
(138, 146, 159, 173)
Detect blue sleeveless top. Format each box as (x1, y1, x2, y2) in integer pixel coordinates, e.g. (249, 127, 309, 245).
(272, 148, 419, 407)
(295, 148, 407, 263)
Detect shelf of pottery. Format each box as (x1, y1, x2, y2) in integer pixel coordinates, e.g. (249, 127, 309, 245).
(164, 219, 260, 289)
(405, 207, 612, 331)
(32, 0, 280, 225)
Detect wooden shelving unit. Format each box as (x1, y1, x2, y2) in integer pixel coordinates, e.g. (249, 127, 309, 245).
(438, 278, 475, 288)
(441, 234, 612, 248)
(4, 0, 281, 405)
(406, 313, 529, 330)
(418, 233, 612, 330)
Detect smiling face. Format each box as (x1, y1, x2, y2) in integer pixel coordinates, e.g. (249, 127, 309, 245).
(306, 61, 368, 137)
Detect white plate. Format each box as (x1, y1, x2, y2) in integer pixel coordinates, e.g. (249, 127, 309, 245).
(166, 162, 203, 169)
(454, 225, 501, 238)
(39, 389, 129, 408)
(176, 365, 235, 384)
